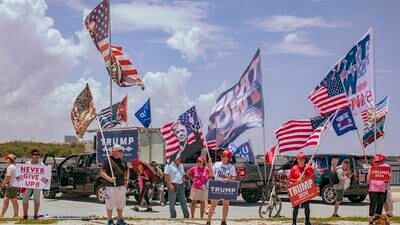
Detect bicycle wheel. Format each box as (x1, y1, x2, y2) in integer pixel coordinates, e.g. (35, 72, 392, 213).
(268, 196, 282, 218)
(258, 197, 268, 218)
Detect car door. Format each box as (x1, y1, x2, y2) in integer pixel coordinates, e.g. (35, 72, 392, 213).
(43, 154, 59, 189)
(72, 155, 89, 192)
(59, 155, 79, 188)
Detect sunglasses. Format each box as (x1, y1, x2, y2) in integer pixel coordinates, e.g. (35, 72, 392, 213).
(32, 154, 41, 156)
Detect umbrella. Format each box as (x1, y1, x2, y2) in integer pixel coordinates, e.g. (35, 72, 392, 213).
(131, 159, 156, 175)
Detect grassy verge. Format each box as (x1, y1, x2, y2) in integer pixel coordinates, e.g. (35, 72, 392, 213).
(0, 216, 397, 224)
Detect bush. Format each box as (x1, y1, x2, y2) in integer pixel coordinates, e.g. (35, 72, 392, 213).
(0, 141, 85, 157)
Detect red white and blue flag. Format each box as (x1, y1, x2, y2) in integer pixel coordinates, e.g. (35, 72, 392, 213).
(205, 128, 217, 150)
(361, 96, 389, 126)
(85, 0, 110, 58)
(308, 73, 349, 116)
(275, 116, 328, 153)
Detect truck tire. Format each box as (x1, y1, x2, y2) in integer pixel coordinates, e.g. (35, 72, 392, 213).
(96, 183, 107, 204)
(348, 194, 367, 203)
(321, 184, 336, 204)
(242, 189, 261, 203)
(43, 189, 57, 199)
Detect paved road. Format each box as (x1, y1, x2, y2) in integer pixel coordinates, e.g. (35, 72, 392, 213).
(1, 194, 398, 219)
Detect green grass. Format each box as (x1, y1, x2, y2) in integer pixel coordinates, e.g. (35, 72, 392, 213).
(0, 216, 397, 224)
(0, 141, 85, 158)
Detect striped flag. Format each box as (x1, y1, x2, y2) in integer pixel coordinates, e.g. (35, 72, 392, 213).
(85, 0, 110, 59)
(309, 73, 349, 116)
(107, 45, 144, 89)
(275, 116, 328, 153)
(363, 116, 386, 147)
(206, 128, 217, 150)
(361, 96, 388, 125)
(97, 96, 127, 129)
(161, 122, 180, 159)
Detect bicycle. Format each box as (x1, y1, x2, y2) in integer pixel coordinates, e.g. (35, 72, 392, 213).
(258, 181, 282, 218)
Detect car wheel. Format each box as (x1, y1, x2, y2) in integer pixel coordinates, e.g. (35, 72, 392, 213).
(242, 189, 261, 203)
(348, 194, 367, 203)
(321, 184, 336, 204)
(43, 189, 57, 199)
(96, 183, 107, 204)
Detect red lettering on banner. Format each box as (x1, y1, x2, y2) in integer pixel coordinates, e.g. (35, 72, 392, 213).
(288, 178, 318, 207)
(370, 166, 391, 182)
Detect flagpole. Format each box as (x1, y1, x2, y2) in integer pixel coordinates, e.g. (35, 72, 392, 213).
(355, 129, 369, 165)
(380, 97, 389, 154)
(259, 48, 267, 184)
(301, 110, 338, 179)
(108, 0, 113, 110)
(149, 98, 153, 162)
(96, 116, 116, 186)
(372, 26, 377, 155)
(266, 143, 278, 188)
(248, 139, 263, 184)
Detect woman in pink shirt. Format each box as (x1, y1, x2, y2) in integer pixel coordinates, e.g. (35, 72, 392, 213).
(367, 154, 391, 224)
(186, 156, 213, 219)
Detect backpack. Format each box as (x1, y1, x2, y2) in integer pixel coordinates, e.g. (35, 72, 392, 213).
(329, 168, 339, 185)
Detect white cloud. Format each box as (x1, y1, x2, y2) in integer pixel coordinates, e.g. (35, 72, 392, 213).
(265, 32, 331, 56)
(111, 1, 235, 62)
(251, 15, 348, 32)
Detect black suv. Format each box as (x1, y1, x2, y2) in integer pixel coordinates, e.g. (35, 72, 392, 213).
(275, 154, 372, 204)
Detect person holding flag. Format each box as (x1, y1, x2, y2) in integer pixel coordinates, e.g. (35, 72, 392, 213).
(207, 149, 236, 225)
(99, 145, 129, 225)
(289, 152, 315, 225)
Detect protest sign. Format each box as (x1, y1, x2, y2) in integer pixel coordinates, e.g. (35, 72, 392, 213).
(208, 180, 239, 201)
(370, 166, 391, 182)
(13, 164, 52, 190)
(96, 129, 139, 164)
(288, 177, 318, 207)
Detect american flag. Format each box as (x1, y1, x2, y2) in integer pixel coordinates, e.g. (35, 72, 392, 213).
(206, 128, 217, 150)
(275, 116, 328, 153)
(107, 45, 144, 88)
(363, 116, 386, 147)
(161, 106, 205, 159)
(85, 0, 110, 59)
(361, 96, 388, 125)
(308, 73, 349, 116)
(97, 97, 126, 129)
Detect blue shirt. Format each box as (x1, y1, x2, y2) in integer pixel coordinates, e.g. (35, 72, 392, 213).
(164, 162, 185, 184)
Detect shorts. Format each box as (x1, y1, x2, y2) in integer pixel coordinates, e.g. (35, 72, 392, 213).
(190, 188, 208, 201)
(105, 186, 127, 210)
(22, 188, 41, 204)
(5, 187, 18, 198)
(336, 189, 344, 202)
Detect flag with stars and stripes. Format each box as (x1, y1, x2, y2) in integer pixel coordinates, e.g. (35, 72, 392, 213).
(308, 73, 349, 116)
(205, 128, 217, 150)
(275, 116, 328, 153)
(97, 96, 127, 129)
(363, 116, 386, 147)
(85, 0, 110, 58)
(361, 96, 389, 126)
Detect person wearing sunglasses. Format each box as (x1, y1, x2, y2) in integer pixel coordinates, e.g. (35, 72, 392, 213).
(22, 149, 44, 220)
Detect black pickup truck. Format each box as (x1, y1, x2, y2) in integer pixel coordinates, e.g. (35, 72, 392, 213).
(43, 153, 136, 203)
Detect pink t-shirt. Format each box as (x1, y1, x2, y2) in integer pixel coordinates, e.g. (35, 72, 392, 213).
(188, 166, 209, 190)
(369, 164, 391, 193)
(138, 169, 151, 190)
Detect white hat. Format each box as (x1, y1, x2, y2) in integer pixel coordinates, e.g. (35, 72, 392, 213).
(112, 144, 123, 151)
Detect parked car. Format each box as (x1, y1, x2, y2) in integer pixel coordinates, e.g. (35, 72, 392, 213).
(274, 154, 372, 204)
(43, 153, 136, 203)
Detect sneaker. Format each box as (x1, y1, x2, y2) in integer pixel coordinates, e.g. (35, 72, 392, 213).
(33, 215, 39, 220)
(117, 219, 128, 225)
(107, 220, 114, 225)
(221, 220, 227, 225)
(133, 206, 139, 212)
(145, 207, 153, 212)
(22, 215, 28, 220)
(332, 214, 340, 217)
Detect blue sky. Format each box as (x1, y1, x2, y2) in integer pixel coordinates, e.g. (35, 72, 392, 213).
(0, 0, 398, 156)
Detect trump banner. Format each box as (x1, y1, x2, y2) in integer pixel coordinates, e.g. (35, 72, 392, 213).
(370, 166, 391, 182)
(208, 49, 264, 148)
(208, 180, 239, 201)
(332, 107, 357, 136)
(13, 164, 52, 190)
(96, 129, 139, 164)
(288, 177, 319, 207)
(331, 29, 374, 114)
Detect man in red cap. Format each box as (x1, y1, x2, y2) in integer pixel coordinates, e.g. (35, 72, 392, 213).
(289, 152, 314, 225)
(207, 149, 236, 225)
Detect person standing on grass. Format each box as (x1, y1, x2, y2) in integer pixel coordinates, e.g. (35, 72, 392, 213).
(186, 156, 213, 219)
(289, 152, 315, 225)
(0, 154, 18, 218)
(100, 144, 129, 225)
(206, 149, 236, 225)
(22, 149, 44, 220)
(332, 159, 352, 217)
(164, 153, 190, 218)
(368, 154, 392, 224)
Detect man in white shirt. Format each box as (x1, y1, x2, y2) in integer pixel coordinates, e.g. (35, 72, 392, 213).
(164, 153, 189, 218)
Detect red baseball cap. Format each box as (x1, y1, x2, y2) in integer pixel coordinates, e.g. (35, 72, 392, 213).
(372, 154, 385, 163)
(296, 152, 306, 159)
(222, 150, 233, 158)
(197, 156, 206, 162)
